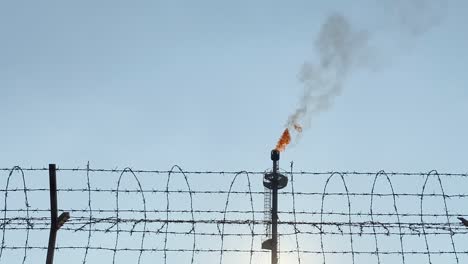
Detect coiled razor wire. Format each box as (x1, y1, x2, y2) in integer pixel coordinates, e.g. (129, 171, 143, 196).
(0, 166, 467, 264)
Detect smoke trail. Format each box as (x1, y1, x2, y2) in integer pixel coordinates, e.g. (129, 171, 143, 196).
(286, 0, 445, 133)
(287, 13, 369, 130)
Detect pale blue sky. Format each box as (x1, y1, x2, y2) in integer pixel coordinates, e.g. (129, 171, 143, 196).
(1, 1, 468, 264)
(1, 0, 468, 171)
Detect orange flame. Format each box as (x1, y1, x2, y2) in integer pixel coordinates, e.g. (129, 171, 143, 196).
(275, 128, 291, 152)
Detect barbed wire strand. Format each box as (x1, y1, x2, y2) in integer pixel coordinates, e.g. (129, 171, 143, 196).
(82, 162, 92, 264)
(113, 168, 147, 264)
(370, 170, 406, 264)
(289, 162, 301, 264)
(420, 170, 459, 264)
(2, 168, 468, 177)
(0, 167, 30, 264)
(165, 165, 196, 264)
(219, 171, 255, 264)
(320, 172, 356, 264)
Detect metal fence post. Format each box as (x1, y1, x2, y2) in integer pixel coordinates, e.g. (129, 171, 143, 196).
(46, 164, 70, 264)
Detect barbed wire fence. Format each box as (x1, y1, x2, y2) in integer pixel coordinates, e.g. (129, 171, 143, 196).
(0, 165, 467, 264)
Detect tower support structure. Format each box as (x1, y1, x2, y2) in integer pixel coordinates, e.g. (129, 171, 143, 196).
(262, 150, 288, 264)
